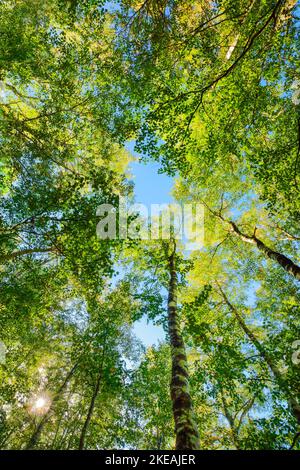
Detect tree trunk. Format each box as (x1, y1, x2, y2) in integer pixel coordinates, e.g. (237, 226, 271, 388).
(78, 335, 107, 450)
(217, 284, 300, 424)
(220, 388, 240, 450)
(227, 220, 300, 281)
(78, 368, 102, 450)
(217, 284, 276, 370)
(26, 363, 78, 450)
(167, 243, 200, 450)
(1, 247, 56, 263)
(203, 200, 300, 281)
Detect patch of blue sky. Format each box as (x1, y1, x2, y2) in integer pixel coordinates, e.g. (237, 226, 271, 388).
(134, 318, 166, 347)
(104, 1, 121, 13)
(244, 280, 260, 308)
(111, 141, 174, 346)
(126, 140, 174, 207)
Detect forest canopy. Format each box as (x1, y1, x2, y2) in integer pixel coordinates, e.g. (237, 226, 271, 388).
(0, 0, 300, 451)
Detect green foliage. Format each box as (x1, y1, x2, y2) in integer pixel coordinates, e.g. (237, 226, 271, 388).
(0, 0, 300, 451)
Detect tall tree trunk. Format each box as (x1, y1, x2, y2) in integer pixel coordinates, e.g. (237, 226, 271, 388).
(26, 363, 78, 450)
(226, 219, 300, 281)
(167, 242, 200, 450)
(203, 200, 300, 281)
(220, 387, 240, 450)
(78, 368, 102, 450)
(217, 284, 300, 424)
(78, 335, 107, 450)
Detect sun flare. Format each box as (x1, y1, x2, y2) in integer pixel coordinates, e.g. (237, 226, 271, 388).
(28, 393, 51, 416)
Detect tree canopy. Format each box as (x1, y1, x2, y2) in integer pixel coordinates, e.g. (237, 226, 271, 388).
(0, 0, 300, 451)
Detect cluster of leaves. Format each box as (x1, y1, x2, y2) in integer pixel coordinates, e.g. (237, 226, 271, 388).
(0, 0, 300, 451)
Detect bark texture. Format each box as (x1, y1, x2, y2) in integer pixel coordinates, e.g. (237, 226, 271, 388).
(227, 220, 300, 281)
(203, 199, 300, 281)
(167, 244, 200, 450)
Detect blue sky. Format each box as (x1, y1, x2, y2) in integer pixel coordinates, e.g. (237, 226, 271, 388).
(126, 141, 173, 346)
(126, 141, 174, 207)
(133, 318, 165, 347)
(129, 160, 174, 207)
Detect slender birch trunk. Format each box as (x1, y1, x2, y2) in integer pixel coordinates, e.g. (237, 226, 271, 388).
(220, 388, 241, 450)
(217, 284, 300, 424)
(226, 219, 300, 281)
(167, 242, 200, 450)
(78, 335, 107, 450)
(203, 200, 300, 281)
(78, 368, 102, 450)
(26, 363, 78, 450)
